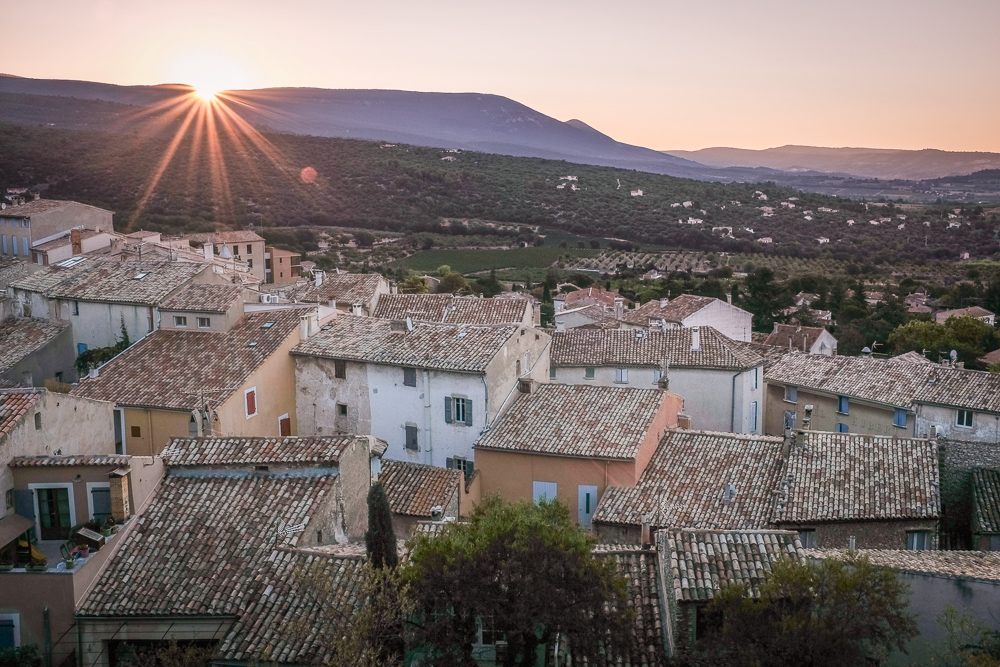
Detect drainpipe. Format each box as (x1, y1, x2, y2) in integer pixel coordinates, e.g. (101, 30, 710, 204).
(43, 607, 52, 667)
(422, 370, 433, 465)
(730, 371, 741, 432)
(480, 375, 490, 431)
(76, 618, 82, 667)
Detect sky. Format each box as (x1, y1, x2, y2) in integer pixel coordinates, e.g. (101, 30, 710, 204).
(5, 0, 1000, 152)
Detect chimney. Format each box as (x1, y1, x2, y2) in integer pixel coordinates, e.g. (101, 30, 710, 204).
(658, 360, 670, 390)
(676, 413, 692, 429)
(71, 229, 82, 255)
(614, 297, 624, 320)
(849, 535, 856, 551)
(204, 243, 214, 262)
(108, 468, 131, 522)
(802, 404, 813, 431)
(726, 292, 732, 305)
(315, 271, 325, 288)
(555, 320, 566, 333)
(803, 334, 808, 353)
(351, 302, 363, 316)
(518, 379, 537, 394)
(309, 311, 320, 337)
(640, 513, 654, 548)
(723, 483, 737, 506)
(659, 298, 669, 308)
(299, 314, 310, 341)
(32, 192, 40, 201)
(88, 368, 99, 379)
(690, 326, 701, 352)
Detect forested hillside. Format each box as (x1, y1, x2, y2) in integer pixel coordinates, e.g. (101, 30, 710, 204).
(1, 122, 997, 261)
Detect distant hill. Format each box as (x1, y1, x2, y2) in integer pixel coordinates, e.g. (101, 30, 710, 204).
(664, 145, 1000, 181)
(0, 76, 713, 179)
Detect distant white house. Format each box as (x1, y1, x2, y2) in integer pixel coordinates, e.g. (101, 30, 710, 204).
(619, 294, 753, 342)
(759, 237, 773, 243)
(631, 189, 643, 197)
(817, 237, 829, 244)
(682, 201, 693, 208)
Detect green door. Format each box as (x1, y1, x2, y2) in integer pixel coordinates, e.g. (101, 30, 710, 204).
(38, 488, 71, 540)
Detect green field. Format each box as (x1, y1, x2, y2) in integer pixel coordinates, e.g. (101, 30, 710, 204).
(390, 247, 598, 274)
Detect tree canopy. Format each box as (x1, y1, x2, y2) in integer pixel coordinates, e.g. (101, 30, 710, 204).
(404, 496, 634, 667)
(693, 554, 918, 667)
(365, 481, 398, 570)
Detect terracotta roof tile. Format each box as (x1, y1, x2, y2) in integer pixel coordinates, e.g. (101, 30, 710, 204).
(915, 366, 1000, 413)
(9, 454, 129, 467)
(71, 309, 302, 410)
(1, 198, 110, 218)
(292, 316, 518, 373)
(162, 436, 354, 467)
(773, 431, 941, 523)
(159, 284, 243, 313)
(661, 529, 804, 602)
(0, 389, 43, 440)
(0, 317, 69, 373)
(763, 324, 830, 352)
(215, 548, 367, 665)
(594, 430, 785, 530)
(78, 473, 335, 616)
(379, 460, 462, 518)
(620, 294, 719, 326)
(10, 258, 209, 306)
(31, 229, 106, 252)
(551, 327, 762, 371)
(474, 384, 669, 460)
(973, 469, 1000, 534)
(286, 273, 384, 305)
(556, 287, 621, 309)
(804, 548, 1000, 583)
(373, 294, 530, 325)
(184, 231, 265, 244)
(766, 353, 932, 408)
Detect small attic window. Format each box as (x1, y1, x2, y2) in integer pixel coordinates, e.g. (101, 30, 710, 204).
(261, 321, 275, 329)
(248, 341, 258, 348)
(132, 272, 149, 280)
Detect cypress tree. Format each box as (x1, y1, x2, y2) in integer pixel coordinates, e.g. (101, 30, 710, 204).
(365, 482, 398, 569)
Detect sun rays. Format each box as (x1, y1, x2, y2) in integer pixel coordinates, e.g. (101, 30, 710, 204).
(124, 86, 314, 229)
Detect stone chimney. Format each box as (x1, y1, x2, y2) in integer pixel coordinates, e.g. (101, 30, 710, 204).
(299, 315, 311, 341)
(71, 229, 82, 255)
(614, 297, 624, 321)
(676, 414, 692, 429)
(726, 292, 733, 305)
(690, 326, 701, 351)
(109, 468, 131, 522)
(204, 243, 214, 262)
(660, 298, 669, 309)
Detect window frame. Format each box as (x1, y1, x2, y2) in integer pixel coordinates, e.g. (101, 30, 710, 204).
(837, 395, 850, 415)
(906, 530, 931, 551)
(197, 317, 211, 329)
(957, 409, 974, 428)
(334, 359, 347, 379)
(784, 385, 798, 403)
(173, 315, 188, 328)
(404, 423, 419, 451)
(797, 529, 817, 548)
(893, 408, 907, 428)
(245, 386, 258, 419)
(0, 613, 21, 649)
(584, 367, 595, 380)
(86, 482, 112, 523)
(403, 367, 417, 387)
(835, 422, 849, 433)
(614, 368, 629, 384)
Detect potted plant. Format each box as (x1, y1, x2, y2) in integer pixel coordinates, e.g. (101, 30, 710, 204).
(26, 558, 47, 572)
(0, 555, 13, 572)
(103, 516, 116, 536)
(63, 557, 75, 570)
(77, 545, 90, 558)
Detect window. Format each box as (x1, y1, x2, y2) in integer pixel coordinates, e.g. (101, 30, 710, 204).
(584, 367, 595, 380)
(279, 414, 291, 437)
(247, 258, 253, 268)
(837, 396, 849, 414)
(131, 426, 141, 438)
(72, 301, 79, 316)
(34, 413, 41, 430)
(78, 343, 88, 355)
(0, 613, 21, 649)
(784, 385, 798, 403)
(4, 489, 12, 510)
(615, 368, 629, 384)
(906, 531, 931, 550)
(405, 424, 419, 451)
(798, 530, 816, 548)
(173, 315, 188, 328)
(835, 422, 849, 433)
(88, 483, 112, 523)
(550, 366, 556, 380)
(247, 244, 252, 255)
(403, 367, 417, 387)
(752, 367, 759, 389)
(989, 535, 1000, 552)
(957, 410, 974, 428)
(652, 369, 661, 384)
(197, 317, 211, 328)
(337, 403, 348, 416)
(444, 396, 473, 426)
(749, 401, 758, 431)
(532, 481, 557, 504)
(447, 456, 474, 481)
(245, 387, 257, 418)
(334, 360, 346, 379)
(894, 408, 907, 428)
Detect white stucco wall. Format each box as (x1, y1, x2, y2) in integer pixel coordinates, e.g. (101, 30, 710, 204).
(915, 404, 1000, 442)
(681, 300, 753, 342)
(551, 364, 763, 434)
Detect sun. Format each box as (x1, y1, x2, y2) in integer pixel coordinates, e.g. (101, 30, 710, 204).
(169, 51, 249, 102)
(194, 86, 220, 102)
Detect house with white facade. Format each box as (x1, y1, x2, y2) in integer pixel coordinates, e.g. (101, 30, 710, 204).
(6, 258, 224, 353)
(550, 326, 765, 434)
(619, 294, 753, 342)
(291, 316, 551, 469)
(0, 198, 113, 260)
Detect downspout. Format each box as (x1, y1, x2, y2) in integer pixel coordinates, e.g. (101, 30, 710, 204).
(422, 370, 433, 465)
(76, 617, 82, 667)
(730, 370, 741, 433)
(480, 374, 490, 431)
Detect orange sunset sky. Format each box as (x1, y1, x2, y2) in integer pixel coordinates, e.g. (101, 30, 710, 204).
(6, 0, 1000, 153)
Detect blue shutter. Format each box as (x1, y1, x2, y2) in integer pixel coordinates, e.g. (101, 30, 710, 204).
(444, 396, 453, 423)
(464, 400, 473, 426)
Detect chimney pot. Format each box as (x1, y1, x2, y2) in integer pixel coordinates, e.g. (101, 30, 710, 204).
(614, 297, 624, 320)
(676, 413, 692, 429)
(690, 326, 701, 351)
(299, 315, 310, 341)
(555, 320, 566, 333)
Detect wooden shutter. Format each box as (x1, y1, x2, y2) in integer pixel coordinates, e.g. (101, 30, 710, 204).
(246, 389, 256, 416)
(279, 416, 291, 437)
(464, 400, 473, 426)
(444, 396, 453, 423)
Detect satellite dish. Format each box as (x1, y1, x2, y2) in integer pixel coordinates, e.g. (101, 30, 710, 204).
(218, 244, 233, 259)
(862, 347, 871, 355)
(950, 349, 958, 361)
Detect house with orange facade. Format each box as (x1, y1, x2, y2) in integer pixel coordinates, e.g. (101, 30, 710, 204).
(473, 383, 683, 527)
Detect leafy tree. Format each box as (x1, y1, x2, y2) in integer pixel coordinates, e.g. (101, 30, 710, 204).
(436, 272, 467, 294)
(930, 606, 1000, 667)
(693, 554, 918, 667)
(365, 482, 398, 570)
(404, 496, 635, 667)
(740, 267, 791, 332)
(888, 316, 999, 364)
(436, 264, 452, 277)
(476, 269, 503, 297)
(0, 645, 42, 667)
(399, 275, 429, 294)
(353, 231, 375, 248)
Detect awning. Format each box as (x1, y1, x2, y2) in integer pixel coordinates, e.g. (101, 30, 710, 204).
(0, 513, 33, 548)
